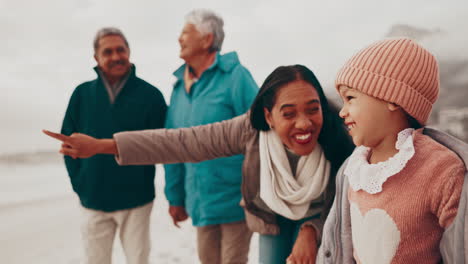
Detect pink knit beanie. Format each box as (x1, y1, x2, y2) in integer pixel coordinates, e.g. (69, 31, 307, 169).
(335, 38, 439, 125)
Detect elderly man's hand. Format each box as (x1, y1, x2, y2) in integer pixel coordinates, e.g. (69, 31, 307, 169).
(286, 225, 318, 264)
(42, 130, 108, 159)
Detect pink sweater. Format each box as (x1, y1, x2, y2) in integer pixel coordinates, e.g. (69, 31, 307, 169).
(348, 130, 466, 264)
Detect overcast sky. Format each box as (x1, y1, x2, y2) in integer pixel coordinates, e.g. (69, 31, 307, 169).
(1, 0, 467, 154)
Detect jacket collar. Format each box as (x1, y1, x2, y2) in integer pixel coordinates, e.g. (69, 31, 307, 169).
(173, 51, 240, 81)
(94, 64, 136, 83)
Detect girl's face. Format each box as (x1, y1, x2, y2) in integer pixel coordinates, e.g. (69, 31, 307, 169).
(264, 80, 323, 156)
(338, 85, 394, 148)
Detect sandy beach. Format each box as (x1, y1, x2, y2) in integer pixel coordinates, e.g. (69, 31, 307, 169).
(0, 157, 258, 264)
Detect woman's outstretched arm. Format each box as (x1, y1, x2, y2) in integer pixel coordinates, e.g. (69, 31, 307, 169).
(43, 113, 254, 166)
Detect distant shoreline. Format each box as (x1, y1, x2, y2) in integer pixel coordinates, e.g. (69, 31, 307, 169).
(0, 150, 62, 165)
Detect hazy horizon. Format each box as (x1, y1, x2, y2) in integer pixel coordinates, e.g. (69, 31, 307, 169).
(2, 0, 468, 154)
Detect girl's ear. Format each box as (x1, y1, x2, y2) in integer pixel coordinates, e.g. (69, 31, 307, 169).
(387, 102, 401, 112)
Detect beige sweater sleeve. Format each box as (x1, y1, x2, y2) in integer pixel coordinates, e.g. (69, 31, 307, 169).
(113, 113, 253, 165)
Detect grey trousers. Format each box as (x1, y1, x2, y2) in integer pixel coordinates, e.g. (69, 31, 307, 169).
(196, 220, 253, 264)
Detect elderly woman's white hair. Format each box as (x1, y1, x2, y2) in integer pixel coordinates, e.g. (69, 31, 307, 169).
(185, 9, 225, 52)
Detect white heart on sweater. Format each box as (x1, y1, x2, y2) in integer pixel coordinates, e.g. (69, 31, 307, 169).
(350, 203, 401, 264)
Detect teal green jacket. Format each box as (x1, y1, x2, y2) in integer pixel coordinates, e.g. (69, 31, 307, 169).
(164, 52, 258, 226)
(61, 66, 167, 212)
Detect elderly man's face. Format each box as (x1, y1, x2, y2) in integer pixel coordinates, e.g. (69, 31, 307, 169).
(94, 35, 131, 83)
(178, 23, 211, 63)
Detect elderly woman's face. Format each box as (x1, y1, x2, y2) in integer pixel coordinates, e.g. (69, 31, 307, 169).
(264, 80, 323, 156)
(178, 23, 211, 63)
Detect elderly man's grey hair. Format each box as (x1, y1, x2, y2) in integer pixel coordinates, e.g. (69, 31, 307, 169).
(93, 27, 129, 53)
(185, 9, 225, 52)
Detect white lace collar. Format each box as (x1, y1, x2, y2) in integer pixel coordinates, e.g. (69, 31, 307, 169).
(345, 128, 415, 194)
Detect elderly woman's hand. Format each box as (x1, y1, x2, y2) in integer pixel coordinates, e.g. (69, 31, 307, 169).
(286, 225, 318, 264)
(43, 130, 117, 159)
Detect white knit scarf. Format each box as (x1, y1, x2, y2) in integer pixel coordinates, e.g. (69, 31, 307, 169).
(259, 130, 331, 220)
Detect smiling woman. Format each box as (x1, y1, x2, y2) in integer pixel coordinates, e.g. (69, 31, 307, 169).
(262, 80, 323, 156)
(44, 64, 354, 264)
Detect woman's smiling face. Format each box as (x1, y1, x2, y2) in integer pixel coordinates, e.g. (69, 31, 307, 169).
(264, 80, 323, 156)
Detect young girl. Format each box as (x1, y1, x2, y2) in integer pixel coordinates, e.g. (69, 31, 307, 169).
(317, 38, 468, 263)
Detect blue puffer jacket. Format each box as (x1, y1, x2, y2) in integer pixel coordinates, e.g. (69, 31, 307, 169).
(164, 52, 258, 226)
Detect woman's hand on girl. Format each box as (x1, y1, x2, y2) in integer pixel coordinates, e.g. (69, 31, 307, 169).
(286, 225, 317, 264)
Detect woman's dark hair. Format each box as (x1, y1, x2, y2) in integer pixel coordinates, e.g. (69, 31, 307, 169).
(249, 65, 355, 217)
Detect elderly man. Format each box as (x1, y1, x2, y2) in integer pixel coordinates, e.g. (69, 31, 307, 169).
(164, 9, 258, 264)
(61, 27, 167, 264)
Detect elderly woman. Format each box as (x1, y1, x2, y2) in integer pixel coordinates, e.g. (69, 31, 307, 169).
(166, 9, 258, 264)
(45, 65, 354, 264)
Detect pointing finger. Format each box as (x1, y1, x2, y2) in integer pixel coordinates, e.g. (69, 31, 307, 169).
(43, 130, 70, 143)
